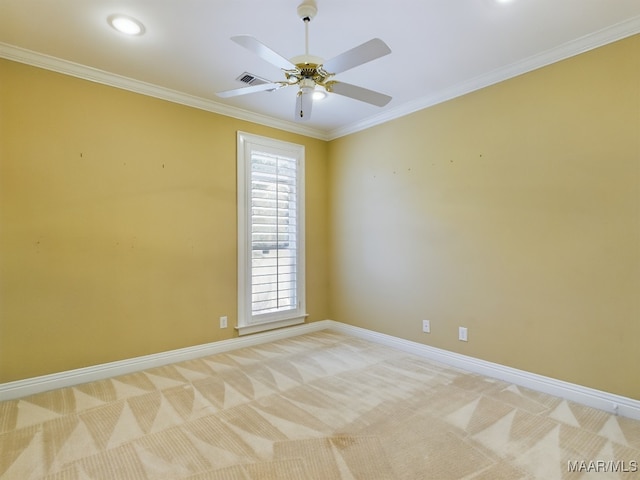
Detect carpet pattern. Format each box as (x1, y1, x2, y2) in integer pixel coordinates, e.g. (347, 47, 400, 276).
(1, 330, 639, 479)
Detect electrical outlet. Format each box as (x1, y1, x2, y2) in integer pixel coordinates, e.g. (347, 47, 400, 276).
(458, 327, 468, 342)
(220, 316, 228, 329)
(422, 320, 430, 333)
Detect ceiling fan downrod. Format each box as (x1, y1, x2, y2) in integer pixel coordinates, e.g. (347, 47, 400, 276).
(297, 0, 317, 57)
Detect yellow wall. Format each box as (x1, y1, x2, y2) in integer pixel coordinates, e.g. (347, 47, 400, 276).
(2, 35, 638, 400)
(0, 59, 329, 382)
(328, 35, 640, 399)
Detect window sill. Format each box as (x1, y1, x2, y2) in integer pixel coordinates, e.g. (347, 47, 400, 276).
(235, 314, 308, 336)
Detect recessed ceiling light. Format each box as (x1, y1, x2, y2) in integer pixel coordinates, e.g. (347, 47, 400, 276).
(108, 14, 145, 36)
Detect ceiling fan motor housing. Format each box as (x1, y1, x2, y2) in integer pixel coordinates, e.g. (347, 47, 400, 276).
(286, 56, 332, 91)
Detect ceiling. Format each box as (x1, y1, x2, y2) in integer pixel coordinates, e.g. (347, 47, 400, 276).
(1, 1, 639, 140)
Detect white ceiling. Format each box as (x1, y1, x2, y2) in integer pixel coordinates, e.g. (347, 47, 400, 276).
(1, 1, 639, 140)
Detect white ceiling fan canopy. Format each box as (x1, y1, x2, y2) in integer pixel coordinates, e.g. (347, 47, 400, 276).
(297, 0, 318, 22)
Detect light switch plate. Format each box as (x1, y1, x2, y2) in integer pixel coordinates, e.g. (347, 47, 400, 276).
(459, 327, 468, 342)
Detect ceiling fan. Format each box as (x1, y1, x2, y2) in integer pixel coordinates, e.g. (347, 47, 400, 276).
(216, 0, 392, 122)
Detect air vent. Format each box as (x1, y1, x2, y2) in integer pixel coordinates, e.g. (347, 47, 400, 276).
(236, 72, 270, 86)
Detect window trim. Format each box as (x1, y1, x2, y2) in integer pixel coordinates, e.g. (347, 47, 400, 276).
(236, 131, 307, 335)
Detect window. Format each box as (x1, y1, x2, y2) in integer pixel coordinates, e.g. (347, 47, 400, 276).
(236, 132, 306, 335)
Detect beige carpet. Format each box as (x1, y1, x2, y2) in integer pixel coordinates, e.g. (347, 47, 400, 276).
(1, 330, 639, 479)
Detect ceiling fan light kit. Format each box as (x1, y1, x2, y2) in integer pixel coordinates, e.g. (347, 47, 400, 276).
(217, 0, 392, 122)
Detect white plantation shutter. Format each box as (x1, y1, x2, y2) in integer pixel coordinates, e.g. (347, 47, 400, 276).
(250, 152, 298, 314)
(237, 132, 306, 335)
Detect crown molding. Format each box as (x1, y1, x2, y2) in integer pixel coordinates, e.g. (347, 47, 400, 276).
(2, 15, 638, 142)
(0, 43, 329, 141)
(327, 15, 640, 140)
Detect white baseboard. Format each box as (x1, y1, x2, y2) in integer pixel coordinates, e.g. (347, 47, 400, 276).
(0, 320, 328, 402)
(2, 319, 639, 422)
(325, 321, 640, 421)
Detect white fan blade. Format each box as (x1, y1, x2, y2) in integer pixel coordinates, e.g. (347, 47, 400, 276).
(295, 89, 313, 121)
(217, 82, 284, 98)
(231, 35, 296, 71)
(329, 82, 391, 107)
(322, 38, 391, 74)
